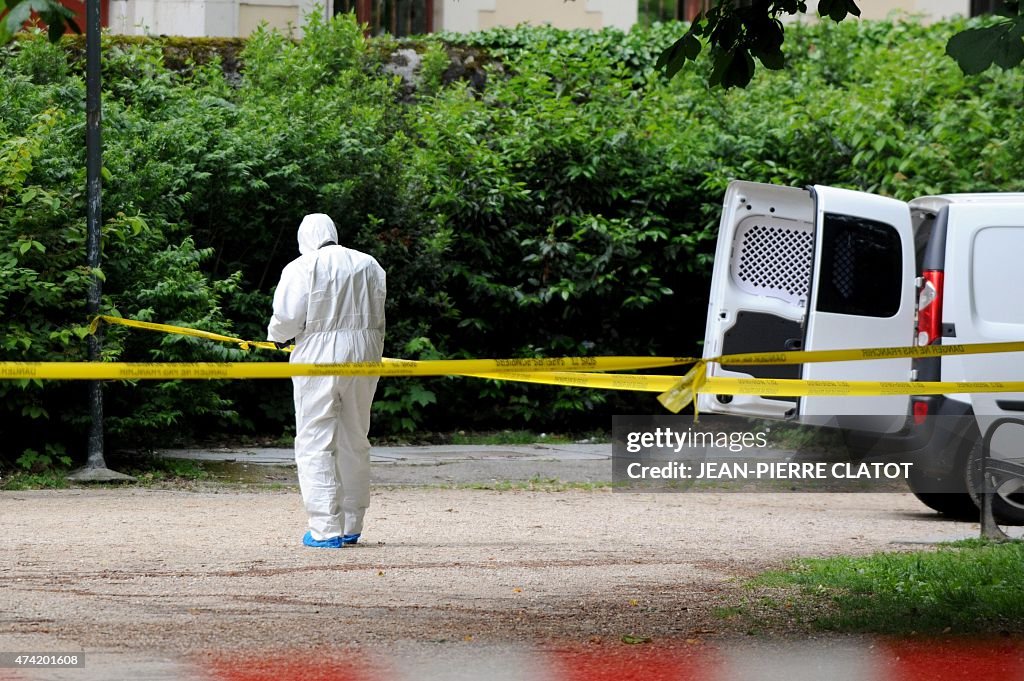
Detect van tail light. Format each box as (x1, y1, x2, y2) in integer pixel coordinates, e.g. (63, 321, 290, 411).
(913, 400, 929, 425)
(917, 269, 944, 346)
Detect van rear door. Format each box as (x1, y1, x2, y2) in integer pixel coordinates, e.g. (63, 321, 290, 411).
(698, 182, 916, 431)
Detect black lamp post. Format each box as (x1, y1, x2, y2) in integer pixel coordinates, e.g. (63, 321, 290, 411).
(67, 0, 132, 482)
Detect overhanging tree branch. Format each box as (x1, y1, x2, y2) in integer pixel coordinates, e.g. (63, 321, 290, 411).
(1, 0, 80, 43)
(656, 0, 1024, 87)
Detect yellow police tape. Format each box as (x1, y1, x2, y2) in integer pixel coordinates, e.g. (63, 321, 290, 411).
(2, 316, 1021, 415)
(0, 359, 687, 381)
(702, 340, 1024, 367)
(87, 316, 287, 353)
(656, 341, 1024, 413)
(84, 316, 690, 373)
(471, 371, 1024, 399)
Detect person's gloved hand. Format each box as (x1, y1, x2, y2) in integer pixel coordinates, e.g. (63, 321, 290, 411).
(274, 340, 293, 350)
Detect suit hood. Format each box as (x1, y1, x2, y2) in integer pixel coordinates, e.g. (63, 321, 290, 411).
(297, 213, 339, 256)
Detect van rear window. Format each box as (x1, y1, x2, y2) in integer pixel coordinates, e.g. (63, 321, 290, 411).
(816, 213, 902, 318)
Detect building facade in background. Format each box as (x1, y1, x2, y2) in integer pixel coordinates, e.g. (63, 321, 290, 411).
(803, 0, 989, 22)
(668, 0, 996, 23)
(97, 0, 636, 37)
(106, 0, 322, 37)
(438, 0, 636, 33)
(66, 0, 1001, 39)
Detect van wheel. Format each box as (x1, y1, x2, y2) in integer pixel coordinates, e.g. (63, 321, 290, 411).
(908, 491, 979, 520)
(906, 462, 978, 520)
(838, 427, 978, 517)
(902, 425, 978, 520)
(965, 438, 1024, 526)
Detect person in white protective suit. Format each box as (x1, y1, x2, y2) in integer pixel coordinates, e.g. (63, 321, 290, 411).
(267, 213, 386, 549)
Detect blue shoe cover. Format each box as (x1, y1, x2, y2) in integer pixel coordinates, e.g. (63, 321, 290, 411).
(341, 533, 361, 545)
(303, 531, 342, 548)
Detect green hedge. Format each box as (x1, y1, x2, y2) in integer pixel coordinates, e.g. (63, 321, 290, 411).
(2, 14, 1023, 466)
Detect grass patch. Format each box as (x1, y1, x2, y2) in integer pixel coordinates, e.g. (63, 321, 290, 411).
(0, 471, 71, 490)
(110, 453, 213, 484)
(451, 430, 546, 445)
(1, 455, 215, 490)
(749, 539, 1024, 634)
(713, 605, 746, 619)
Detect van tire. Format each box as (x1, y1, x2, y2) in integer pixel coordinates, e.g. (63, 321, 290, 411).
(850, 421, 980, 520)
(909, 444, 978, 518)
(908, 491, 979, 521)
(839, 428, 977, 519)
(906, 455, 978, 520)
(965, 437, 1024, 527)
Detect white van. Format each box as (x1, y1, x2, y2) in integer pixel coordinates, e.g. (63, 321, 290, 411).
(698, 181, 1024, 523)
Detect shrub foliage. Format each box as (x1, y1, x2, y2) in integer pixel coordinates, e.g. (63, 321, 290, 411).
(1, 15, 1023, 465)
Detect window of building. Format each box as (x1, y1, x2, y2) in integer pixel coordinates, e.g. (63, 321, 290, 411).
(334, 0, 433, 37)
(970, 0, 1004, 15)
(682, 0, 713, 21)
(638, 0, 711, 25)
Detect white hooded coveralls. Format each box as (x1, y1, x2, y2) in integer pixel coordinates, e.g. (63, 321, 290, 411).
(267, 214, 386, 541)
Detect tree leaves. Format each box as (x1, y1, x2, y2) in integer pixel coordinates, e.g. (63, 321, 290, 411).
(652, 0, 1019, 86)
(654, 30, 701, 80)
(818, 0, 862, 23)
(945, 15, 1024, 74)
(655, 1, 810, 88)
(0, 0, 80, 45)
(0, 0, 33, 43)
(710, 46, 755, 88)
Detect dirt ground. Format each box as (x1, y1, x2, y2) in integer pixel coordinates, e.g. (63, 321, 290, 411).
(0, 486, 979, 661)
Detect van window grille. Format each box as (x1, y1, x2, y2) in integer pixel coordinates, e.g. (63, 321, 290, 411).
(731, 220, 813, 306)
(832, 232, 856, 298)
(816, 213, 902, 318)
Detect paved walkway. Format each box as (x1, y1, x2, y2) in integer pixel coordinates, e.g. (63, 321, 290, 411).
(159, 443, 612, 485)
(161, 443, 610, 466)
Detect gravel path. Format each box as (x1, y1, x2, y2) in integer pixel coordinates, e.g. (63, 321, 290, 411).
(0, 486, 976, 660)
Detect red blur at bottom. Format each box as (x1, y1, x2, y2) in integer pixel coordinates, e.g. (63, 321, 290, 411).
(204, 646, 713, 681)
(880, 639, 1024, 681)
(549, 645, 714, 681)
(203, 639, 1024, 681)
(206, 651, 380, 681)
